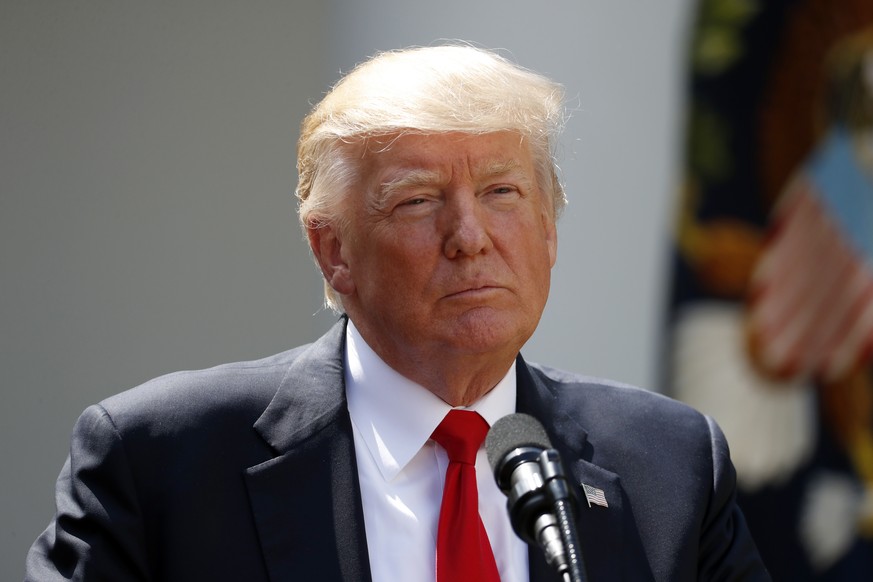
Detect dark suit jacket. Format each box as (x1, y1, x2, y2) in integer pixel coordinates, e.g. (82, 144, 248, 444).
(26, 319, 769, 581)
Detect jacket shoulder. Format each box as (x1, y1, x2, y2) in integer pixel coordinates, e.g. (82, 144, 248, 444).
(95, 344, 313, 435)
(524, 361, 720, 470)
(528, 362, 704, 424)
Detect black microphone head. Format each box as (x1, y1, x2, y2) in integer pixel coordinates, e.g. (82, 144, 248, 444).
(485, 413, 553, 475)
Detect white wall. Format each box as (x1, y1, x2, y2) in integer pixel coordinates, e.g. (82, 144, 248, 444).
(1, 1, 690, 578)
(320, 0, 690, 384)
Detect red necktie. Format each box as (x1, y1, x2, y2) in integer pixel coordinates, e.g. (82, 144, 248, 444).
(431, 410, 501, 582)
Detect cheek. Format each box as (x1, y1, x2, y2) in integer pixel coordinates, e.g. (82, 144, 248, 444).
(376, 223, 441, 265)
(353, 233, 432, 294)
(510, 223, 556, 289)
(503, 211, 553, 255)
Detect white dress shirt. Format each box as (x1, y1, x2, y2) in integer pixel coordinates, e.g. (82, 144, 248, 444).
(345, 321, 530, 582)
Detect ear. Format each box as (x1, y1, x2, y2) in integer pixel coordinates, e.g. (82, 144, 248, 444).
(307, 223, 355, 296)
(544, 212, 558, 268)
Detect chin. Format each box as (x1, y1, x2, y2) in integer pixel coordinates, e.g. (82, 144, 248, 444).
(443, 310, 534, 355)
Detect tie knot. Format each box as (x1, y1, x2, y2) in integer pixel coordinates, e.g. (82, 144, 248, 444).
(431, 410, 489, 465)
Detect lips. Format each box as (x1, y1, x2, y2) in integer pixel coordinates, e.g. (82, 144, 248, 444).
(443, 283, 505, 300)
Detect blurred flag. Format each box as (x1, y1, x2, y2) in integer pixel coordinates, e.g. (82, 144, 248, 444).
(748, 166, 873, 383)
(667, 1, 873, 578)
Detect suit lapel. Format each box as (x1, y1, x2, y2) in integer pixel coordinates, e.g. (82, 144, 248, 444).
(244, 320, 372, 582)
(243, 331, 643, 581)
(516, 356, 642, 582)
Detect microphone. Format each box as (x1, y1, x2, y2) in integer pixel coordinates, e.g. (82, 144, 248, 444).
(485, 413, 587, 582)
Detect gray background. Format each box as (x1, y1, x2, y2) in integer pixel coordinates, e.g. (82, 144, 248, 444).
(2, 1, 689, 577)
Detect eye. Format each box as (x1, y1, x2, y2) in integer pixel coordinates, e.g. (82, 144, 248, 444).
(485, 185, 521, 199)
(391, 193, 438, 217)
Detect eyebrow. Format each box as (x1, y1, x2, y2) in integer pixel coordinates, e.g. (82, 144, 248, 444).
(378, 168, 444, 201)
(478, 158, 535, 194)
(478, 158, 523, 178)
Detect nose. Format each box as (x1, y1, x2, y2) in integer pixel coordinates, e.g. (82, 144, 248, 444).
(442, 192, 493, 259)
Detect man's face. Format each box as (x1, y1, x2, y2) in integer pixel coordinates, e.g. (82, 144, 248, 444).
(314, 131, 558, 369)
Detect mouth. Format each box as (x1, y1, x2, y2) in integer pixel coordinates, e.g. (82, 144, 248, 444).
(444, 284, 503, 300)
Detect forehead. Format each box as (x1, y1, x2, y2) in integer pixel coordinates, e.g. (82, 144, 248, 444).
(359, 131, 534, 181)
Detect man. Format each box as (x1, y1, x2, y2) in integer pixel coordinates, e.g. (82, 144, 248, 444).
(26, 45, 769, 581)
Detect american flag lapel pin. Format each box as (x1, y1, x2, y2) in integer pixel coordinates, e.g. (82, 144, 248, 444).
(582, 483, 608, 508)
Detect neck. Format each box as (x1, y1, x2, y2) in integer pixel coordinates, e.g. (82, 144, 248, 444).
(401, 358, 514, 407)
(349, 320, 517, 407)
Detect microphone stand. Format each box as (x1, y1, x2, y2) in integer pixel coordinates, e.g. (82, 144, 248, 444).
(539, 449, 588, 582)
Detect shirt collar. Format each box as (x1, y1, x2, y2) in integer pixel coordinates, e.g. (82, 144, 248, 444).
(344, 320, 517, 482)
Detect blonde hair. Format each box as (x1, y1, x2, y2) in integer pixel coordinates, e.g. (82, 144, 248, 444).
(296, 44, 567, 311)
